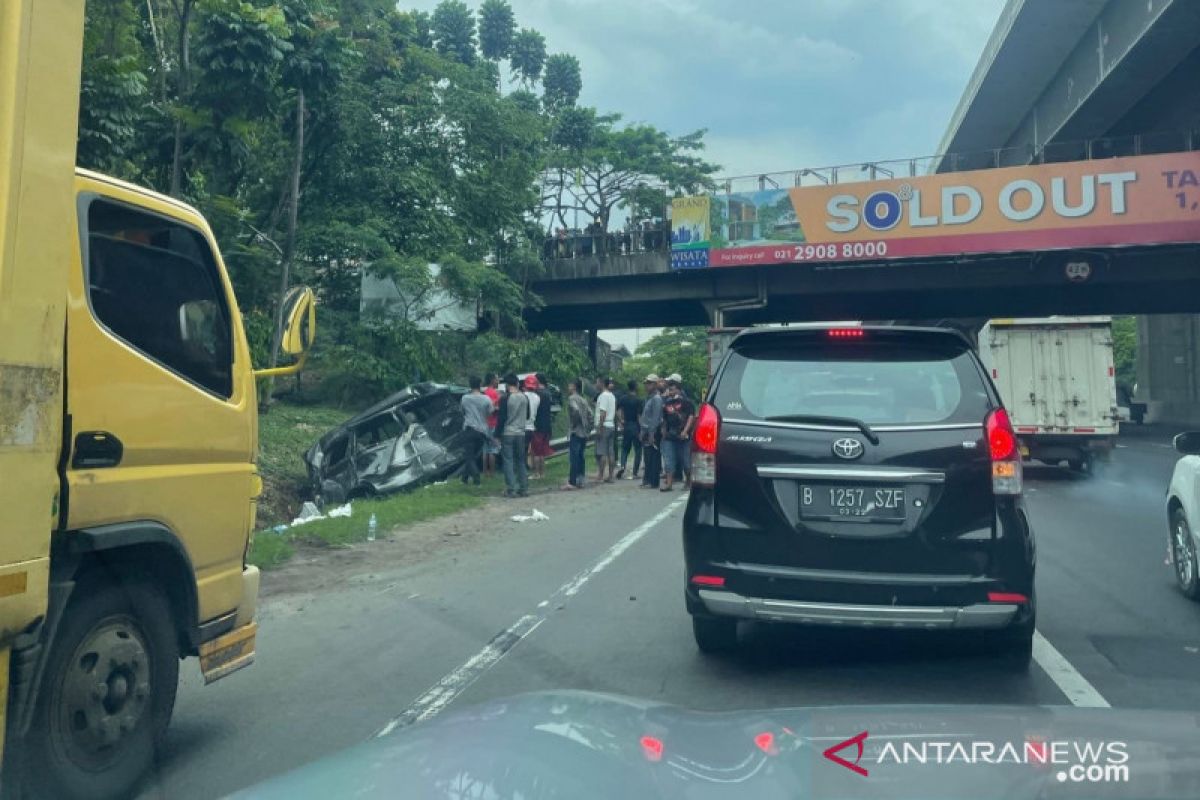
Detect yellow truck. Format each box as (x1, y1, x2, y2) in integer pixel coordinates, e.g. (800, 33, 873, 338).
(1, 3, 313, 797)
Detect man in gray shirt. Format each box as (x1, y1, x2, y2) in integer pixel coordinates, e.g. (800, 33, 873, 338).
(638, 373, 664, 489)
(459, 376, 494, 486)
(495, 373, 529, 497)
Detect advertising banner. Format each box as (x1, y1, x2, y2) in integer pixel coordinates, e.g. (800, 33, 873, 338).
(670, 195, 711, 269)
(675, 152, 1200, 269)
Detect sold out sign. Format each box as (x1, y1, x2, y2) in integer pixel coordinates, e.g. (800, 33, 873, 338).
(825, 171, 1137, 233)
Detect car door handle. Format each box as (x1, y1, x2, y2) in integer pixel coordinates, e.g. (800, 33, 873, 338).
(72, 431, 123, 469)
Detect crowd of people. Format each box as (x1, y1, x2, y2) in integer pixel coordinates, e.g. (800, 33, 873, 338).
(457, 371, 697, 498)
(543, 218, 670, 260)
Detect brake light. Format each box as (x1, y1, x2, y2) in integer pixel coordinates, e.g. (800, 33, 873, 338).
(987, 408, 1016, 460)
(690, 574, 725, 587)
(754, 732, 778, 755)
(827, 328, 865, 339)
(987, 592, 1028, 604)
(985, 408, 1022, 495)
(692, 403, 720, 486)
(640, 735, 664, 762)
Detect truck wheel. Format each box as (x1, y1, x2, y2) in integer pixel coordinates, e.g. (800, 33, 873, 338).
(25, 578, 179, 800)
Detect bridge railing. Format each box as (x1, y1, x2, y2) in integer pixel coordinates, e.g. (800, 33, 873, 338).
(537, 128, 1200, 264)
(718, 129, 1199, 194)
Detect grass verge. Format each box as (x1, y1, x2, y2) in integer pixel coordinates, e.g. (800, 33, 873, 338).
(249, 443, 572, 569)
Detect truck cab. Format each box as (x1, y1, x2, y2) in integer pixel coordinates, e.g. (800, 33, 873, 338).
(0, 167, 315, 800)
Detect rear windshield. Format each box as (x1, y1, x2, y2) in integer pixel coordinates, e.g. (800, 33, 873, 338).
(715, 338, 992, 426)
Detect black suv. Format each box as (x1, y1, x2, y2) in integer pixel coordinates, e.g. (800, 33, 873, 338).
(683, 325, 1035, 665)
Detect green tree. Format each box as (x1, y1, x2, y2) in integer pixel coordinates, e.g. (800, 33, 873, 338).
(544, 111, 720, 231)
(78, 0, 149, 174)
(431, 0, 476, 65)
(509, 27, 545, 86)
(1113, 315, 1137, 390)
(542, 52, 581, 113)
(478, 0, 515, 61)
(617, 328, 709, 399)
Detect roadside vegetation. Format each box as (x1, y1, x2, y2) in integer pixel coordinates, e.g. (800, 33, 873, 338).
(78, 0, 718, 407)
(251, 400, 569, 569)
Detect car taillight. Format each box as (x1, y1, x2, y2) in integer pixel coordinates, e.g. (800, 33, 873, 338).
(986, 408, 1022, 495)
(827, 328, 865, 339)
(691, 403, 720, 486)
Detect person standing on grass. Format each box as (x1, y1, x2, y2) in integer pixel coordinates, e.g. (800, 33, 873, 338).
(495, 373, 530, 498)
(565, 379, 591, 489)
(459, 376, 493, 486)
(660, 377, 695, 492)
(616, 379, 643, 480)
(593, 377, 617, 483)
(639, 373, 664, 489)
(531, 373, 554, 479)
(483, 373, 501, 479)
(523, 376, 540, 474)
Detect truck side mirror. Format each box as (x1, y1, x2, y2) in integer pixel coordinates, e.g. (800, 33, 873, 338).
(1174, 432, 1200, 455)
(254, 286, 316, 379)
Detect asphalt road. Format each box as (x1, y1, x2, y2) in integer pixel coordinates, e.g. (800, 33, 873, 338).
(139, 432, 1200, 798)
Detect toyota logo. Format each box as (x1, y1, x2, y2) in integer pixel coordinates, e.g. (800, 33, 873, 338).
(832, 438, 865, 460)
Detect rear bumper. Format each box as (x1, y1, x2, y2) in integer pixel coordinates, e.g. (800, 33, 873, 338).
(696, 588, 1018, 629)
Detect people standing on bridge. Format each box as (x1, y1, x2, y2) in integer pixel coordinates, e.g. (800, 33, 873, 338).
(616, 379, 643, 480)
(483, 373, 501, 479)
(594, 377, 617, 483)
(531, 373, 554, 480)
(565, 380, 591, 490)
(495, 374, 530, 498)
(639, 374, 664, 489)
(459, 376, 493, 486)
(661, 377, 695, 492)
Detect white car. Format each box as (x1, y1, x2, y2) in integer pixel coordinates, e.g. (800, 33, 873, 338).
(1166, 433, 1200, 600)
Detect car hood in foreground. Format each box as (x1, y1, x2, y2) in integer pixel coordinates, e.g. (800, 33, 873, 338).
(235, 691, 1200, 799)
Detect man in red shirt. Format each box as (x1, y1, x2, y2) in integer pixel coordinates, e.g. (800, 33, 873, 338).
(483, 372, 501, 479)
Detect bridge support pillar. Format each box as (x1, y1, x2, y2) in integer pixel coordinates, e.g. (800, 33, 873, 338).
(587, 329, 598, 370)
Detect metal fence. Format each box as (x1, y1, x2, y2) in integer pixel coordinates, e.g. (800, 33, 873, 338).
(538, 129, 1200, 261)
(541, 224, 670, 260)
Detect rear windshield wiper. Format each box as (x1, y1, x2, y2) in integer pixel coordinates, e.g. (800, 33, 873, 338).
(763, 414, 880, 445)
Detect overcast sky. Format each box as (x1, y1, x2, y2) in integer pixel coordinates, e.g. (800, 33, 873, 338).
(405, 0, 1007, 351)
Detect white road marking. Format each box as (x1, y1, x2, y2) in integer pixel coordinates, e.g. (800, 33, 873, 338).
(1032, 631, 1110, 708)
(376, 496, 687, 736)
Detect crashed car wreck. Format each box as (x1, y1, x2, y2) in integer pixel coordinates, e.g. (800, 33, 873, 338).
(304, 382, 472, 504)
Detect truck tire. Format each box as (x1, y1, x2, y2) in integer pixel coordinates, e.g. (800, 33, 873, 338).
(25, 578, 179, 800)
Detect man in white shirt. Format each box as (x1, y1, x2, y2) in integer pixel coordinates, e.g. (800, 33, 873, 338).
(593, 377, 617, 483)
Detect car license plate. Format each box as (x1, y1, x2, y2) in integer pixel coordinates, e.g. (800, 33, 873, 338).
(800, 485, 906, 522)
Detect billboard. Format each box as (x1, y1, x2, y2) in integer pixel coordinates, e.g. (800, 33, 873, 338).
(675, 152, 1200, 269)
(670, 195, 711, 269)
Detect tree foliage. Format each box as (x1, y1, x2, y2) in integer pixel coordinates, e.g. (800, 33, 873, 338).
(509, 27, 546, 86)
(542, 53, 581, 113)
(617, 327, 710, 399)
(77, 0, 715, 408)
(543, 111, 720, 231)
(1113, 315, 1137, 390)
(478, 0, 515, 61)
(431, 0, 477, 65)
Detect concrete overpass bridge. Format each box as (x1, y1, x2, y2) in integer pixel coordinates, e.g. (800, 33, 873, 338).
(525, 0, 1200, 423)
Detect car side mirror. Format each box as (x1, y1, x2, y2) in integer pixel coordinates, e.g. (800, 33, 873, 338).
(1174, 432, 1200, 455)
(254, 286, 317, 379)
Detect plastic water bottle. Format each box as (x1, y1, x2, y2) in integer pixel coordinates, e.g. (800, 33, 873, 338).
(367, 513, 377, 542)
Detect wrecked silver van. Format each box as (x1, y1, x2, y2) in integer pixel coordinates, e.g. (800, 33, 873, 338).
(304, 383, 472, 503)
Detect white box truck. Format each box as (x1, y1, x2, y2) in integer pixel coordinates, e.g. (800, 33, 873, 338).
(978, 317, 1119, 475)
